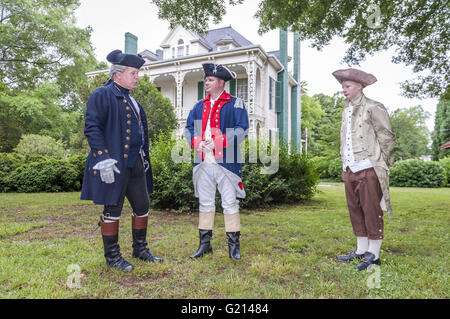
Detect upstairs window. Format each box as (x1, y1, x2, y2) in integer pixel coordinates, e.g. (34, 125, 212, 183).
(177, 46, 184, 57)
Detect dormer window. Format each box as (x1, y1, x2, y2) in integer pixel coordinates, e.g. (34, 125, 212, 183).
(178, 39, 184, 45)
(177, 46, 184, 57)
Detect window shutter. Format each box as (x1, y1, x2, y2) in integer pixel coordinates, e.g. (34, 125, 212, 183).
(229, 78, 236, 96)
(269, 77, 273, 110)
(197, 81, 204, 100)
(275, 79, 282, 113)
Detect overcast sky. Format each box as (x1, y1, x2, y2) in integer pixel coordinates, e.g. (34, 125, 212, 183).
(75, 0, 439, 131)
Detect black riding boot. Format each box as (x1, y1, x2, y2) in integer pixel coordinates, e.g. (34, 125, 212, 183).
(227, 231, 241, 260)
(100, 216, 134, 272)
(131, 214, 163, 262)
(190, 229, 213, 259)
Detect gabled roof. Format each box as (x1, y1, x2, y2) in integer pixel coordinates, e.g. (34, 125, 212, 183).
(139, 49, 163, 61)
(159, 25, 253, 54)
(196, 26, 253, 51)
(267, 50, 292, 62)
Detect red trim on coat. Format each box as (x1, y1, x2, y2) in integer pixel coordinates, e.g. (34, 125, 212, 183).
(199, 91, 231, 160)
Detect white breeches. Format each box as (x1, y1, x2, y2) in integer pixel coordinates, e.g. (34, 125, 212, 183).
(196, 163, 239, 215)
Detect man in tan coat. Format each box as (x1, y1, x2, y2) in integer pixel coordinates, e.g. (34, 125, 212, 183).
(332, 68, 395, 271)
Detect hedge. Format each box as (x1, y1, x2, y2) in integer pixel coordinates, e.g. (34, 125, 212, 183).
(0, 154, 87, 193)
(313, 156, 342, 181)
(439, 157, 450, 187)
(149, 132, 319, 213)
(389, 159, 446, 188)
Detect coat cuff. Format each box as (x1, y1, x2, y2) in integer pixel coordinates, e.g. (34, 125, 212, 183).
(91, 148, 111, 162)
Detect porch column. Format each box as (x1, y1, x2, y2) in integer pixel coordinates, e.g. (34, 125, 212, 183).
(175, 71, 186, 120)
(246, 57, 256, 115)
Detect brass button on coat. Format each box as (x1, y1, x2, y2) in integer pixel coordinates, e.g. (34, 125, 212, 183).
(124, 154, 128, 159)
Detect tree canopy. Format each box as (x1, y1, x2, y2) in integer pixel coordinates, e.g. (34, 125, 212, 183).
(431, 96, 450, 160)
(390, 105, 431, 160)
(132, 75, 178, 141)
(152, 0, 449, 99)
(0, 0, 96, 91)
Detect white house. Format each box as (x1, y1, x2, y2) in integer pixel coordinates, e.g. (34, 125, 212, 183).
(87, 26, 303, 151)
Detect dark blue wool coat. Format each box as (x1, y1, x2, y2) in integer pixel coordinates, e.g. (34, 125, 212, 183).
(185, 91, 249, 177)
(80, 82, 153, 205)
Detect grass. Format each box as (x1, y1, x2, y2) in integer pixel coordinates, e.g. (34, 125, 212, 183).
(0, 184, 448, 299)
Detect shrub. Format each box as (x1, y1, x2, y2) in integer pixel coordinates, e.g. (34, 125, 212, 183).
(149, 131, 197, 213)
(0, 153, 85, 193)
(5, 158, 79, 193)
(312, 156, 342, 180)
(0, 153, 47, 192)
(439, 156, 450, 187)
(390, 159, 445, 188)
(149, 131, 319, 213)
(14, 134, 67, 158)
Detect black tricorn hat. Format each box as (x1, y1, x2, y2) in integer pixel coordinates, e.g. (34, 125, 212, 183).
(202, 63, 236, 82)
(106, 49, 145, 69)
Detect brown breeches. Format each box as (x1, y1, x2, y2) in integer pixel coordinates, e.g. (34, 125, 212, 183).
(342, 167, 384, 240)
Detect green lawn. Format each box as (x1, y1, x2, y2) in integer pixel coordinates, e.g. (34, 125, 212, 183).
(0, 184, 448, 299)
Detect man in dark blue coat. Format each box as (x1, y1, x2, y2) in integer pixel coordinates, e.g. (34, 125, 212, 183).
(185, 63, 249, 260)
(81, 49, 163, 272)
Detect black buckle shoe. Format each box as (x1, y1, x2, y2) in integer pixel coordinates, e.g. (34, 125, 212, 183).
(190, 229, 213, 259)
(355, 252, 381, 271)
(337, 250, 364, 262)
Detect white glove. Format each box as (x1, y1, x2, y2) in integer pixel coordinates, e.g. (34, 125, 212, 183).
(93, 159, 120, 184)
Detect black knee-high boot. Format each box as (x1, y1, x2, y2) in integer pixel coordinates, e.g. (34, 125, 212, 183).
(226, 231, 241, 260)
(190, 229, 213, 259)
(131, 214, 163, 262)
(100, 216, 134, 272)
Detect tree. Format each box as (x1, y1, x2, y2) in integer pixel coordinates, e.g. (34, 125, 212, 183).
(152, 0, 243, 34)
(0, 82, 78, 152)
(132, 75, 178, 141)
(69, 73, 109, 154)
(70, 74, 178, 154)
(390, 105, 430, 160)
(300, 94, 324, 154)
(0, 74, 5, 97)
(0, 0, 95, 91)
(431, 96, 450, 160)
(152, 0, 449, 98)
(309, 93, 346, 158)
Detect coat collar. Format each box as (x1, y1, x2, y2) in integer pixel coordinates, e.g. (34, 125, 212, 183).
(110, 82, 129, 97)
(203, 90, 231, 103)
(345, 93, 366, 108)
